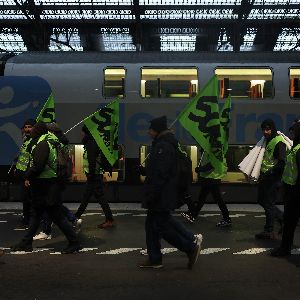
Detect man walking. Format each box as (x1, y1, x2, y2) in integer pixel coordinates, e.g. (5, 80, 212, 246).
(11, 122, 81, 254)
(256, 119, 286, 239)
(14, 119, 36, 227)
(181, 151, 231, 227)
(75, 125, 114, 229)
(140, 116, 201, 269)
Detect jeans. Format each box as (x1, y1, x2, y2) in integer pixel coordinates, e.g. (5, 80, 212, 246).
(145, 210, 196, 263)
(23, 180, 78, 244)
(75, 175, 113, 221)
(257, 179, 283, 232)
(191, 179, 230, 221)
(24, 204, 78, 244)
(41, 205, 77, 234)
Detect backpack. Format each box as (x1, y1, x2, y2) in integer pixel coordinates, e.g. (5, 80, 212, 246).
(175, 144, 193, 208)
(51, 142, 73, 181)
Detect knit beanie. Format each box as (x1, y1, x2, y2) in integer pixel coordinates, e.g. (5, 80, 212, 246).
(149, 116, 168, 133)
(261, 119, 276, 131)
(30, 122, 48, 139)
(22, 119, 36, 128)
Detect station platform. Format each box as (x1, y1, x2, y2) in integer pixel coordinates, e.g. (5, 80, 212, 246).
(0, 204, 299, 300)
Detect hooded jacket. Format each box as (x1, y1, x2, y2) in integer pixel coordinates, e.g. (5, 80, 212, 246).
(142, 130, 178, 211)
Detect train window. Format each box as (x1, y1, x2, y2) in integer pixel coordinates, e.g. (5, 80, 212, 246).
(140, 68, 198, 98)
(139, 145, 198, 182)
(215, 68, 273, 100)
(289, 68, 300, 99)
(140, 144, 252, 184)
(104, 68, 125, 99)
(69, 144, 125, 183)
(222, 145, 253, 183)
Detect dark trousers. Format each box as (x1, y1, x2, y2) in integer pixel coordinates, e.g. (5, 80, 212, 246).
(189, 179, 230, 221)
(20, 184, 31, 224)
(41, 205, 77, 234)
(280, 185, 300, 251)
(145, 210, 196, 263)
(23, 180, 78, 244)
(75, 175, 113, 221)
(257, 179, 283, 232)
(24, 205, 78, 244)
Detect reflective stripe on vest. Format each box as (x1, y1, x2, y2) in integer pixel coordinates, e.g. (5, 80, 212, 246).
(30, 133, 58, 179)
(199, 152, 227, 180)
(261, 136, 285, 174)
(282, 144, 300, 185)
(15, 139, 32, 172)
(82, 149, 103, 175)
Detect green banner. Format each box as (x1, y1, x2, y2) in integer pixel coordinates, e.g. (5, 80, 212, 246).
(220, 95, 232, 155)
(83, 100, 119, 166)
(178, 76, 225, 173)
(36, 93, 56, 123)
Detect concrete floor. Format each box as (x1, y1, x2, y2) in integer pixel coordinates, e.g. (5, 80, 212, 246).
(0, 204, 299, 300)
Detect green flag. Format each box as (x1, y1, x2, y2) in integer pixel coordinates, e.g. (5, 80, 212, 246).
(83, 100, 119, 166)
(36, 93, 56, 123)
(178, 75, 225, 173)
(220, 95, 232, 155)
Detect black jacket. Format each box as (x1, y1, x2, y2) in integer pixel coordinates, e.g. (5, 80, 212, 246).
(82, 135, 101, 176)
(142, 130, 178, 211)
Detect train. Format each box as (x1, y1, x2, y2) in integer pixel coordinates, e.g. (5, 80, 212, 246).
(0, 51, 300, 199)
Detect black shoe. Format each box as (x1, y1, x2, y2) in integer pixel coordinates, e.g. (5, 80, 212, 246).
(11, 242, 33, 252)
(139, 260, 163, 269)
(187, 244, 201, 269)
(216, 219, 232, 227)
(255, 231, 276, 240)
(61, 243, 82, 254)
(270, 247, 291, 257)
(181, 212, 195, 224)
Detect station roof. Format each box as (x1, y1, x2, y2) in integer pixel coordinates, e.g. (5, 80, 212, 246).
(0, 0, 299, 53)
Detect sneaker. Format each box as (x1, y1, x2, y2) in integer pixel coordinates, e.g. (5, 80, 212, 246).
(194, 234, 203, 247)
(73, 218, 83, 232)
(98, 220, 114, 229)
(216, 219, 232, 227)
(61, 243, 82, 254)
(33, 232, 52, 241)
(139, 260, 163, 269)
(187, 243, 201, 269)
(11, 242, 33, 252)
(255, 231, 276, 240)
(270, 247, 291, 257)
(181, 212, 195, 224)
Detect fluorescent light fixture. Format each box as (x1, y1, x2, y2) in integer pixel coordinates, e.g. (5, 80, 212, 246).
(0, 28, 27, 53)
(49, 28, 82, 51)
(160, 35, 196, 51)
(274, 28, 300, 51)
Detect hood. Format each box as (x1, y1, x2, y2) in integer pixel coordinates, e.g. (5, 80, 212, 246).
(155, 129, 178, 148)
